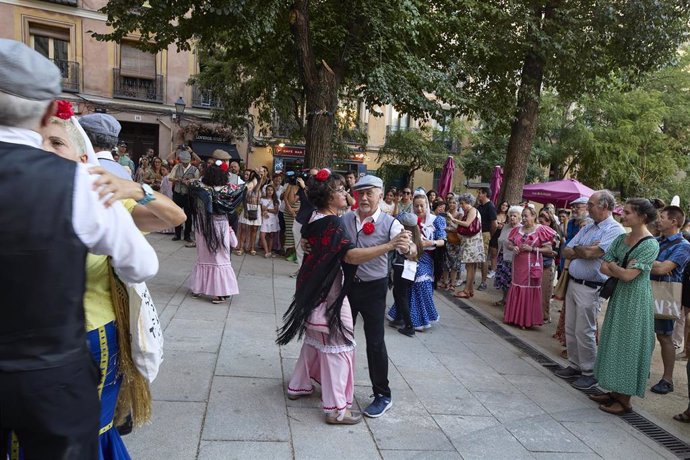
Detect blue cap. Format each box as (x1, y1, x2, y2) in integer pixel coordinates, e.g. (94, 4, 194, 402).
(352, 174, 383, 191)
(0, 39, 61, 101)
(79, 113, 121, 138)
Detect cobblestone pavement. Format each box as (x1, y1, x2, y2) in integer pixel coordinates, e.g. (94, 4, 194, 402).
(126, 234, 680, 459)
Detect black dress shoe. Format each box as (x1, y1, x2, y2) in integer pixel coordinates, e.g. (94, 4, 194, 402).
(398, 326, 415, 337)
(388, 319, 405, 328)
(172, 236, 181, 241)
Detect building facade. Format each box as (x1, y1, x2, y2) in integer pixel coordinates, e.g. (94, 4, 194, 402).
(0, 0, 465, 192)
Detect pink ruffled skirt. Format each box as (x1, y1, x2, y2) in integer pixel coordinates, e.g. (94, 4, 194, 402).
(188, 216, 239, 297)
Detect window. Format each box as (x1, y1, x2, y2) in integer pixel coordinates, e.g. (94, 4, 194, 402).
(29, 24, 70, 75)
(120, 43, 156, 79)
(389, 107, 410, 132)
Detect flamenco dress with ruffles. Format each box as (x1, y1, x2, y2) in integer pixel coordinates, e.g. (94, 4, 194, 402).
(503, 225, 556, 328)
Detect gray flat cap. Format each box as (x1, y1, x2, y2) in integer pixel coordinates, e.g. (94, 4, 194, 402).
(212, 149, 231, 160)
(79, 113, 121, 137)
(352, 174, 383, 191)
(0, 39, 61, 100)
(397, 212, 417, 227)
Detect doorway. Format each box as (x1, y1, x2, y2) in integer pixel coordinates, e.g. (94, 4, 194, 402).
(119, 121, 159, 163)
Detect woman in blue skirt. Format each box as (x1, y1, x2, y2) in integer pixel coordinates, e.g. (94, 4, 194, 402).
(388, 190, 446, 330)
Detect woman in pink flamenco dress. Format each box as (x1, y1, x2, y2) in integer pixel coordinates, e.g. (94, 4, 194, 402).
(276, 169, 410, 425)
(504, 205, 556, 328)
(188, 162, 241, 304)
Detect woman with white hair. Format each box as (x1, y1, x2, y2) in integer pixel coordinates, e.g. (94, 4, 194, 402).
(493, 205, 523, 306)
(388, 189, 446, 330)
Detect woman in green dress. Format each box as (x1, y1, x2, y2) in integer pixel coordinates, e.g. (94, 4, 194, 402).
(591, 198, 659, 415)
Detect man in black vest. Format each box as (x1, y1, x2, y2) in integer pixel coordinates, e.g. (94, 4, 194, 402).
(0, 39, 159, 460)
(342, 175, 414, 418)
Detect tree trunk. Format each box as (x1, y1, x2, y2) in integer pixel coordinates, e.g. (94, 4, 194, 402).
(289, 0, 339, 169)
(304, 69, 337, 168)
(500, 4, 556, 204)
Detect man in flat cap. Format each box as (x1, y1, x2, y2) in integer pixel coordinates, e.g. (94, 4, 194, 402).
(169, 149, 200, 243)
(79, 113, 132, 180)
(341, 175, 415, 418)
(117, 141, 136, 177)
(0, 39, 159, 459)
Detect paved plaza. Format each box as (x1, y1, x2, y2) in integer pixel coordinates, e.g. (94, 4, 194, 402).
(126, 234, 684, 459)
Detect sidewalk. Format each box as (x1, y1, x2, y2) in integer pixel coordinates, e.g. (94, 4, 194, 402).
(126, 234, 681, 459)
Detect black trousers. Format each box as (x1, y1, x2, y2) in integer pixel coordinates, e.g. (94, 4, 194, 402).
(348, 277, 391, 398)
(392, 264, 414, 328)
(0, 355, 100, 460)
(173, 191, 192, 240)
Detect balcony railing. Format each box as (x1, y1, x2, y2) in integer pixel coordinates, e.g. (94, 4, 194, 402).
(113, 69, 164, 103)
(191, 84, 221, 108)
(385, 125, 412, 136)
(52, 59, 79, 93)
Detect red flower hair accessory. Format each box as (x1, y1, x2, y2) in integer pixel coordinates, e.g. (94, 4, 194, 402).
(315, 168, 331, 182)
(362, 221, 375, 235)
(56, 100, 74, 120)
(220, 162, 229, 172)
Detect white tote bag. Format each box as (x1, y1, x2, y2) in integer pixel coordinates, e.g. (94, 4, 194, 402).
(652, 280, 683, 321)
(128, 282, 164, 382)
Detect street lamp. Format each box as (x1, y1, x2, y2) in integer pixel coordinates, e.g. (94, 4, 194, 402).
(174, 96, 186, 121)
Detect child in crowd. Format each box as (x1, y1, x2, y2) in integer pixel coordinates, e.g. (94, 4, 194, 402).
(260, 184, 281, 257)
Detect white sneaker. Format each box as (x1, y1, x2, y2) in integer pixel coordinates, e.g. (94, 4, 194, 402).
(487, 270, 496, 279)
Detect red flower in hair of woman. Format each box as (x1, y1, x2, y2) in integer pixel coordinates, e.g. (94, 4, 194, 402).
(315, 168, 331, 182)
(220, 162, 229, 172)
(56, 100, 74, 120)
(362, 221, 376, 235)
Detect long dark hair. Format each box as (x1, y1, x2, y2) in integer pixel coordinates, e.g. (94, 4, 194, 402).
(264, 184, 279, 209)
(203, 164, 229, 187)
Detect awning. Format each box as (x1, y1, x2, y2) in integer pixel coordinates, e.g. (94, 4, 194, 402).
(191, 140, 241, 160)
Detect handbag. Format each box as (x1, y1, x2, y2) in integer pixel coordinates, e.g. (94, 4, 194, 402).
(652, 278, 683, 320)
(128, 282, 164, 382)
(457, 213, 481, 237)
(446, 229, 462, 245)
(245, 208, 259, 221)
(529, 251, 543, 279)
(599, 235, 654, 300)
(553, 268, 569, 300)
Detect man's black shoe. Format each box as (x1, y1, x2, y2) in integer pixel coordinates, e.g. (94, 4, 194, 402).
(398, 326, 415, 337)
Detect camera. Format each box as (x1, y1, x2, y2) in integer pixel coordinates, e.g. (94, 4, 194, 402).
(285, 170, 309, 185)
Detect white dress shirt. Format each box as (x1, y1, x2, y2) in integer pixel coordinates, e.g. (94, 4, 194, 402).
(0, 126, 158, 283)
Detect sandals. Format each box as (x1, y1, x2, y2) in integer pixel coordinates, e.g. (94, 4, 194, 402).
(234, 249, 244, 256)
(454, 290, 473, 299)
(211, 296, 227, 304)
(599, 401, 632, 415)
(264, 253, 272, 258)
(249, 250, 257, 256)
(588, 392, 615, 404)
(673, 411, 690, 423)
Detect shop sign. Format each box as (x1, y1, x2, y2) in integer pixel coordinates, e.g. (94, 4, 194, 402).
(275, 145, 305, 157)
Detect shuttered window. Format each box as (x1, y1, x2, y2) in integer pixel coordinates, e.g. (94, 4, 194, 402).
(120, 43, 156, 79)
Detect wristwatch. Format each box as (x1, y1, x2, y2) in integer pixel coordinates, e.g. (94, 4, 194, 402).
(137, 183, 156, 205)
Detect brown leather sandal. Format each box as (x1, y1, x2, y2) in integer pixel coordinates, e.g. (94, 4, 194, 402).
(599, 401, 632, 415)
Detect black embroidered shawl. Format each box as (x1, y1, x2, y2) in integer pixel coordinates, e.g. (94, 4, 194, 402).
(188, 182, 245, 252)
(276, 215, 357, 346)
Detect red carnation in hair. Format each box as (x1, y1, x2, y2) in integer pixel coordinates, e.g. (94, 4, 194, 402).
(315, 168, 331, 182)
(56, 100, 74, 120)
(362, 221, 375, 235)
(219, 162, 229, 172)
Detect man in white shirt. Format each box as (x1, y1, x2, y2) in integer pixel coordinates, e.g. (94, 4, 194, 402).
(0, 39, 158, 460)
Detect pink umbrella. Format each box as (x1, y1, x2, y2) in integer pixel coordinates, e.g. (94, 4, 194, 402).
(522, 179, 594, 208)
(437, 155, 455, 197)
(490, 165, 503, 205)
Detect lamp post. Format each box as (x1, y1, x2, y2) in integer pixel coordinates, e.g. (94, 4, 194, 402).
(174, 96, 186, 122)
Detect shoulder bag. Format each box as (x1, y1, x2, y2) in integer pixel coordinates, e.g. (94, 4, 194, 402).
(599, 236, 654, 300)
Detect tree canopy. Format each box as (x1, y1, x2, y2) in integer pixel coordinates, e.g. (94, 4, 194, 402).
(377, 127, 448, 188)
(95, 0, 458, 167)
